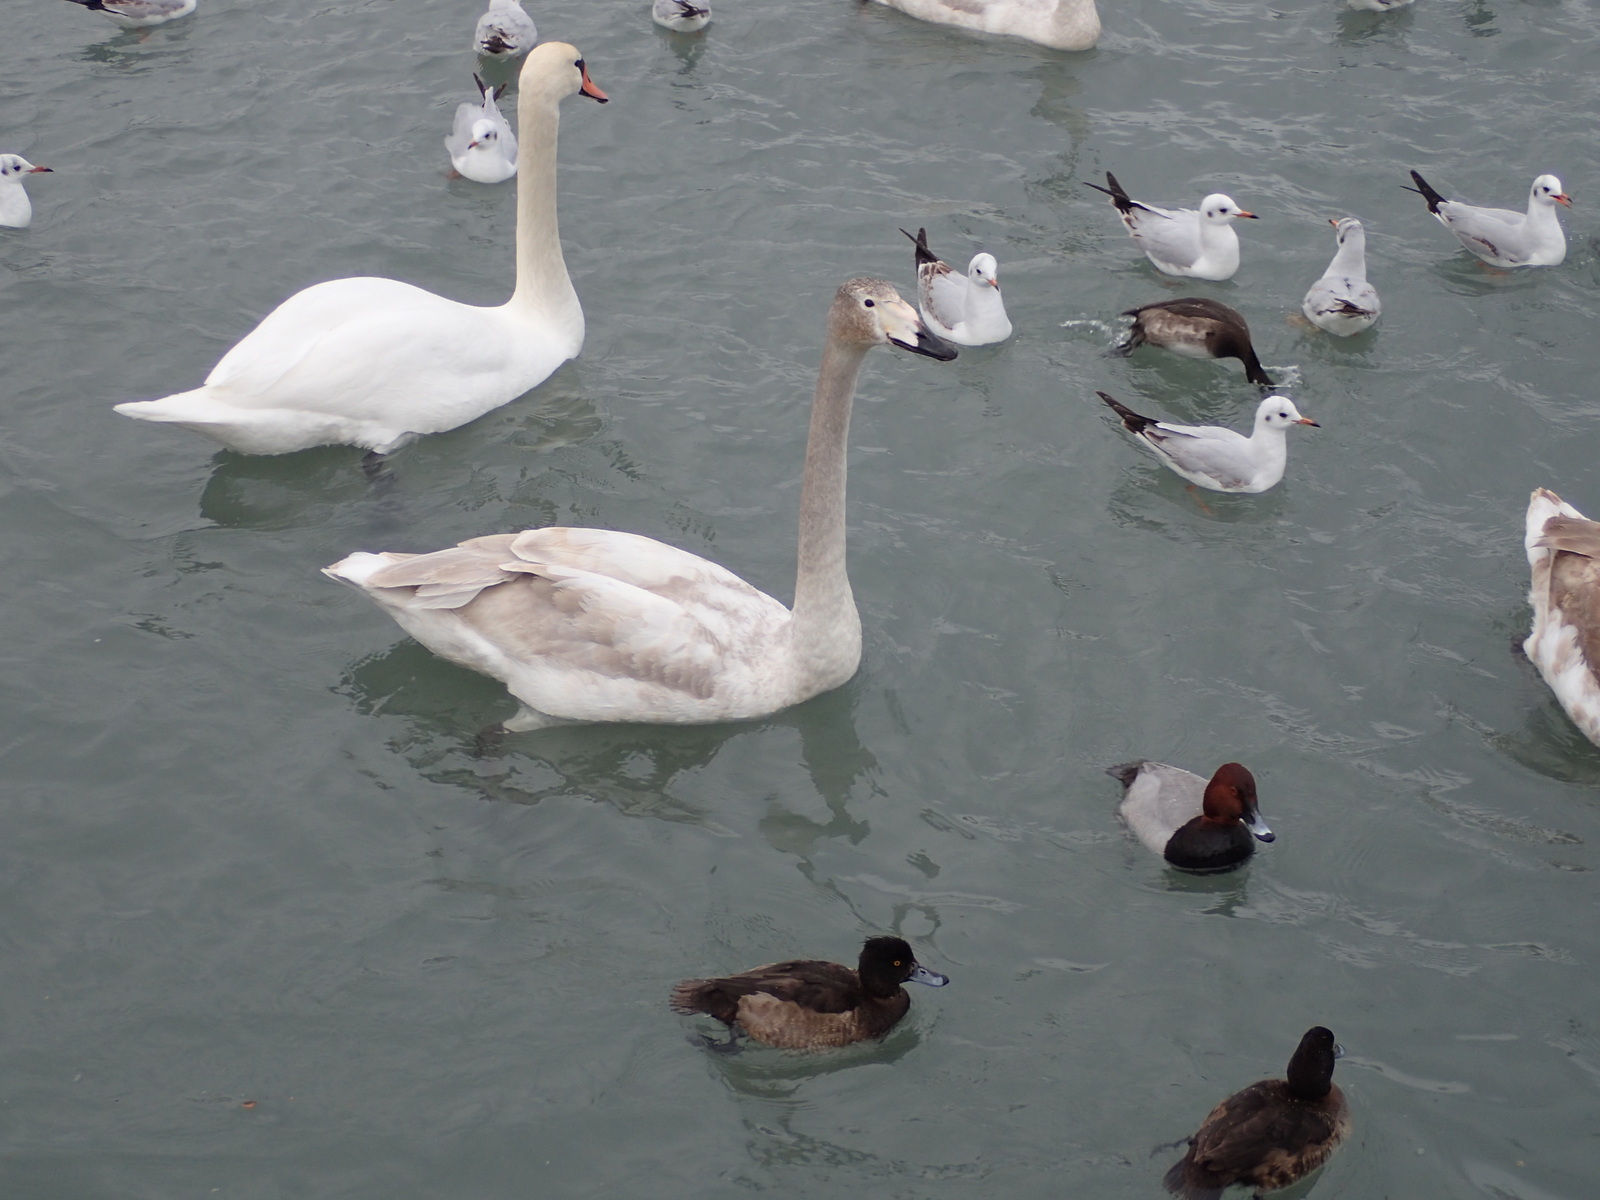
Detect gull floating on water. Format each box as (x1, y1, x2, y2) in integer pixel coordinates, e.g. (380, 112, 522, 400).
(1404, 170, 1570, 268)
(1347, 0, 1415, 10)
(475, 0, 537, 58)
(1085, 171, 1257, 281)
(1097, 391, 1316, 494)
(0, 155, 52, 229)
(901, 227, 1012, 346)
(1301, 217, 1380, 335)
(1115, 297, 1274, 387)
(652, 0, 711, 32)
(446, 75, 518, 184)
(60, 0, 195, 26)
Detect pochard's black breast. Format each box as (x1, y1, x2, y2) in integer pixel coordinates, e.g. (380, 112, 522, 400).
(1163, 817, 1254, 873)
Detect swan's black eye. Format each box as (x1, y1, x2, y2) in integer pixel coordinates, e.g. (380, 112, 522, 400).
(863, 299, 875, 307)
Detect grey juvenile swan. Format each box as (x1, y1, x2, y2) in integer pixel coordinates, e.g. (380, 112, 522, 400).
(324, 279, 957, 731)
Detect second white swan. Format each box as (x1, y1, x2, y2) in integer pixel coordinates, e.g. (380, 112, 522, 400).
(114, 44, 607, 455)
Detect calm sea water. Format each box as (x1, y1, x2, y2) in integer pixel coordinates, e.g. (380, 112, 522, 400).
(2, 1, 1598, 1196)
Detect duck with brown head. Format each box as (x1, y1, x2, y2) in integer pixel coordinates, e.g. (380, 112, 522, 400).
(670, 936, 950, 1051)
(1108, 760, 1275, 873)
(1164, 1026, 1350, 1199)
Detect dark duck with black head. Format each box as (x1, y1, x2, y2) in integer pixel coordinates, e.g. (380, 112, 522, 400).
(1108, 760, 1275, 873)
(1116, 297, 1276, 388)
(1164, 1026, 1351, 1200)
(670, 936, 949, 1050)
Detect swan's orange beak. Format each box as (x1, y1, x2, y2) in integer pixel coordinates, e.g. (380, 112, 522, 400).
(578, 61, 609, 103)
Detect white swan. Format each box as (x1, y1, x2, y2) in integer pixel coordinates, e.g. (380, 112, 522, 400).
(323, 279, 958, 731)
(1524, 488, 1600, 747)
(115, 44, 607, 456)
(474, 0, 537, 59)
(446, 74, 518, 185)
(867, 0, 1100, 52)
(901, 227, 1012, 347)
(1301, 217, 1380, 336)
(0, 155, 52, 229)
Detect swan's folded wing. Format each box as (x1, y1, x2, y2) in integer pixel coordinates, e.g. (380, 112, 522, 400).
(507, 527, 771, 600)
(1534, 514, 1600, 560)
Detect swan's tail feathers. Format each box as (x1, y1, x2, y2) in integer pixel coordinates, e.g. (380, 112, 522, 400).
(114, 389, 229, 426)
(1406, 169, 1446, 213)
(901, 226, 939, 270)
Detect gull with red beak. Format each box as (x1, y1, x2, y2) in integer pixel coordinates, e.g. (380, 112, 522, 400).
(1405, 170, 1571, 267)
(446, 75, 517, 184)
(900, 227, 1012, 346)
(1085, 171, 1258, 281)
(1098, 391, 1317, 495)
(0, 155, 52, 229)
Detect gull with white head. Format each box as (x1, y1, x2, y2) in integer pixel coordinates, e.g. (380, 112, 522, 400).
(1085, 171, 1258, 281)
(1405, 170, 1570, 268)
(0, 155, 52, 229)
(1302, 217, 1380, 335)
(446, 75, 518, 184)
(1097, 391, 1317, 494)
(901, 227, 1012, 346)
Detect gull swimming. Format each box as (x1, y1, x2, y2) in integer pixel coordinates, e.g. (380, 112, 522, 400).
(901, 227, 1012, 346)
(1301, 217, 1380, 336)
(652, 0, 711, 32)
(446, 75, 518, 184)
(1404, 170, 1570, 268)
(474, 0, 537, 58)
(1097, 391, 1316, 494)
(0, 155, 52, 229)
(60, 0, 196, 27)
(1085, 171, 1257, 281)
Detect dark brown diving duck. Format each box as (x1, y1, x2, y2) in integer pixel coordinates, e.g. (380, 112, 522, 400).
(670, 935, 949, 1050)
(1116, 296, 1276, 388)
(1164, 1026, 1351, 1199)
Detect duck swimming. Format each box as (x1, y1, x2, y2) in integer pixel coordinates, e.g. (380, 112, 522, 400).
(1117, 297, 1274, 388)
(1108, 761, 1274, 873)
(1164, 1026, 1350, 1200)
(670, 936, 949, 1050)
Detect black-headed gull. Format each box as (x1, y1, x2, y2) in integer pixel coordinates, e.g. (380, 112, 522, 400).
(1348, 0, 1414, 10)
(653, 0, 711, 32)
(1107, 761, 1274, 874)
(475, 0, 537, 59)
(1301, 218, 1380, 336)
(0, 155, 52, 229)
(1085, 171, 1257, 281)
(900, 227, 1012, 347)
(1097, 391, 1316, 494)
(1524, 488, 1600, 747)
(60, 0, 195, 26)
(446, 75, 518, 185)
(865, 0, 1100, 51)
(1405, 170, 1571, 268)
(1115, 297, 1274, 387)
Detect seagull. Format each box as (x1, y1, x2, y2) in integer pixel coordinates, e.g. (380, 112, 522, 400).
(1085, 171, 1257, 281)
(446, 75, 518, 184)
(60, 0, 196, 26)
(474, 0, 537, 59)
(1301, 218, 1380, 336)
(1347, 0, 1415, 10)
(0, 155, 52, 229)
(1116, 297, 1274, 387)
(900, 227, 1012, 346)
(1097, 391, 1317, 494)
(1404, 170, 1571, 268)
(652, 0, 711, 32)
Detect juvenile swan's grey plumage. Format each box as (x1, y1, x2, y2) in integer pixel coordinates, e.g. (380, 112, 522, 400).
(1524, 489, 1600, 748)
(323, 279, 957, 731)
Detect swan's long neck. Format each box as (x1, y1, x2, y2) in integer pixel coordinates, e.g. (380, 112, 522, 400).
(508, 86, 581, 334)
(790, 337, 869, 668)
